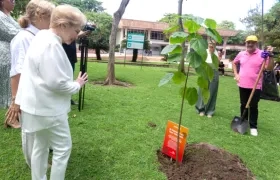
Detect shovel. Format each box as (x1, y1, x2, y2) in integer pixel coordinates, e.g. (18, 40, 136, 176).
(231, 59, 267, 134)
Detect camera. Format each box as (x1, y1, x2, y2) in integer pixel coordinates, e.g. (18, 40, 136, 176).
(83, 22, 96, 32)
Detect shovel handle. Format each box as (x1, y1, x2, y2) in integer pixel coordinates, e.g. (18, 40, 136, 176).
(245, 59, 267, 109)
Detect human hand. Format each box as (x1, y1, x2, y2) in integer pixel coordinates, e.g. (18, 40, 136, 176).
(76, 71, 88, 87)
(234, 74, 240, 82)
(78, 31, 91, 38)
(5, 102, 20, 125)
(266, 46, 274, 53)
(261, 51, 269, 59)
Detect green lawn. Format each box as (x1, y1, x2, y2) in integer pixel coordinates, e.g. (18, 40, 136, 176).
(0, 63, 280, 180)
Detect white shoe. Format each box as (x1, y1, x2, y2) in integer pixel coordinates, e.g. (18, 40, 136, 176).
(250, 129, 258, 136)
(199, 112, 205, 116)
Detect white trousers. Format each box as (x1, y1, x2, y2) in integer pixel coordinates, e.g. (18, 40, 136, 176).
(21, 130, 34, 168)
(21, 112, 72, 180)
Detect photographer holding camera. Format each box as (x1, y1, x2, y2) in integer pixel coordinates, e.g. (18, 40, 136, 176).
(63, 23, 95, 105)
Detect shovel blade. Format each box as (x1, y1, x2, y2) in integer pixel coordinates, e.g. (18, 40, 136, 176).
(231, 116, 249, 134)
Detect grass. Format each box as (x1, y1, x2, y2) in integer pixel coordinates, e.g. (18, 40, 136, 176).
(0, 63, 280, 180)
(88, 58, 170, 65)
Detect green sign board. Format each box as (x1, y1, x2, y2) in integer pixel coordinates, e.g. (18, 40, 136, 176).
(126, 33, 144, 50)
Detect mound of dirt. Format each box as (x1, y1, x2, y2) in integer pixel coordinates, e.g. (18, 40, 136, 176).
(157, 143, 255, 180)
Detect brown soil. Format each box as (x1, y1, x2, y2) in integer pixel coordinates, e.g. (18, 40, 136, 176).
(157, 143, 255, 180)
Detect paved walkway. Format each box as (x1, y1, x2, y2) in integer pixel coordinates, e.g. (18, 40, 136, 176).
(78, 52, 232, 68)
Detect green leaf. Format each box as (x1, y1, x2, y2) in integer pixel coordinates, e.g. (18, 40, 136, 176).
(201, 88, 210, 102)
(158, 73, 174, 87)
(192, 17, 204, 25)
(167, 53, 181, 62)
(186, 87, 198, 105)
(161, 44, 182, 55)
(186, 51, 203, 68)
(190, 38, 208, 60)
(195, 62, 214, 81)
(187, 33, 202, 42)
(197, 76, 208, 89)
(195, 66, 208, 80)
(179, 87, 198, 105)
(205, 28, 222, 43)
(184, 19, 201, 33)
(211, 53, 219, 69)
(183, 15, 204, 25)
(204, 18, 217, 29)
(163, 24, 179, 34)
(170, 32, 188, 44)
(172, 71, 186, 84)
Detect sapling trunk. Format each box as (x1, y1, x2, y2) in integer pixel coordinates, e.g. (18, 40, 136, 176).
(176, 64, 191, 165)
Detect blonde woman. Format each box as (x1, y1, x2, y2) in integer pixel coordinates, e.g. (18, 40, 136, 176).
(6, 0, 55, 168)
(15, 4, 88, 180)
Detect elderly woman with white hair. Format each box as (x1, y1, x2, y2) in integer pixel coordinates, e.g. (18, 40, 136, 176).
(15, 4, 88, 180)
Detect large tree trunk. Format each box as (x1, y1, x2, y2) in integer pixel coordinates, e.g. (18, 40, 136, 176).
(104, 0, 130, 85)
(178, 0, 186, 74)
(95, 48, 102, 60)
(132, 49, 138, 62)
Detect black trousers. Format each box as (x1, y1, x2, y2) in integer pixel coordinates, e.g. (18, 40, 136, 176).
(219, 68, 224, 75)
(276, 71, 280, 83)
(239, 87, 261, 129)
(70, 61, 75, 72)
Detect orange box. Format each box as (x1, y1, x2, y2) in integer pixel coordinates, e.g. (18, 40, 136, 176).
(161, 120, 189, 162)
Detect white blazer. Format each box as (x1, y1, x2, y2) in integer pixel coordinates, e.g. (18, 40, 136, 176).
(16, 30, 80, 116)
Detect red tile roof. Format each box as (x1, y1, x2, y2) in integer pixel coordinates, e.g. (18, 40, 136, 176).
(119, 19, 239, 37)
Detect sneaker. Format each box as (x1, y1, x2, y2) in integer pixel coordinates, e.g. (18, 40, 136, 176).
(250, 128, 258, 136)
(199, 112, 205, 116)
(207, 115, 212, 118)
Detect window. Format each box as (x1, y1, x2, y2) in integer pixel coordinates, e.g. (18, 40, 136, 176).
(150, 31, 164, 40)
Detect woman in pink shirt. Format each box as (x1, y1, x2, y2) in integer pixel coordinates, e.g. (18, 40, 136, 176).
(232, 35, 274, 136)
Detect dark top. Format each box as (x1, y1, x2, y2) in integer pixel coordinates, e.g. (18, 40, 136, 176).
(219, 62, 225, 68)
(62, 41, 77, 63)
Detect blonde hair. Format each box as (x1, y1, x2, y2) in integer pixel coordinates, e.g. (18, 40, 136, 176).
(18, 0, 55, 28)
(50, 4, 86, 29)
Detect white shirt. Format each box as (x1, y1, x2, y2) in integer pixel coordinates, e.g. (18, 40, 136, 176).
(205, 49, 219, 64)
(15, 30, 81, 116)
(10, 24, 39, 77)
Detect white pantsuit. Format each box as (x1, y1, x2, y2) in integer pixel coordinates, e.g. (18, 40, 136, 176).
(16, 29, 81, 180)
(21, 130, 35, 167)
(21, 112, 72, 180)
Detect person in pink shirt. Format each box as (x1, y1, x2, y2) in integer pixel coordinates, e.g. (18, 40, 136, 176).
(232, 35, 274, 136)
